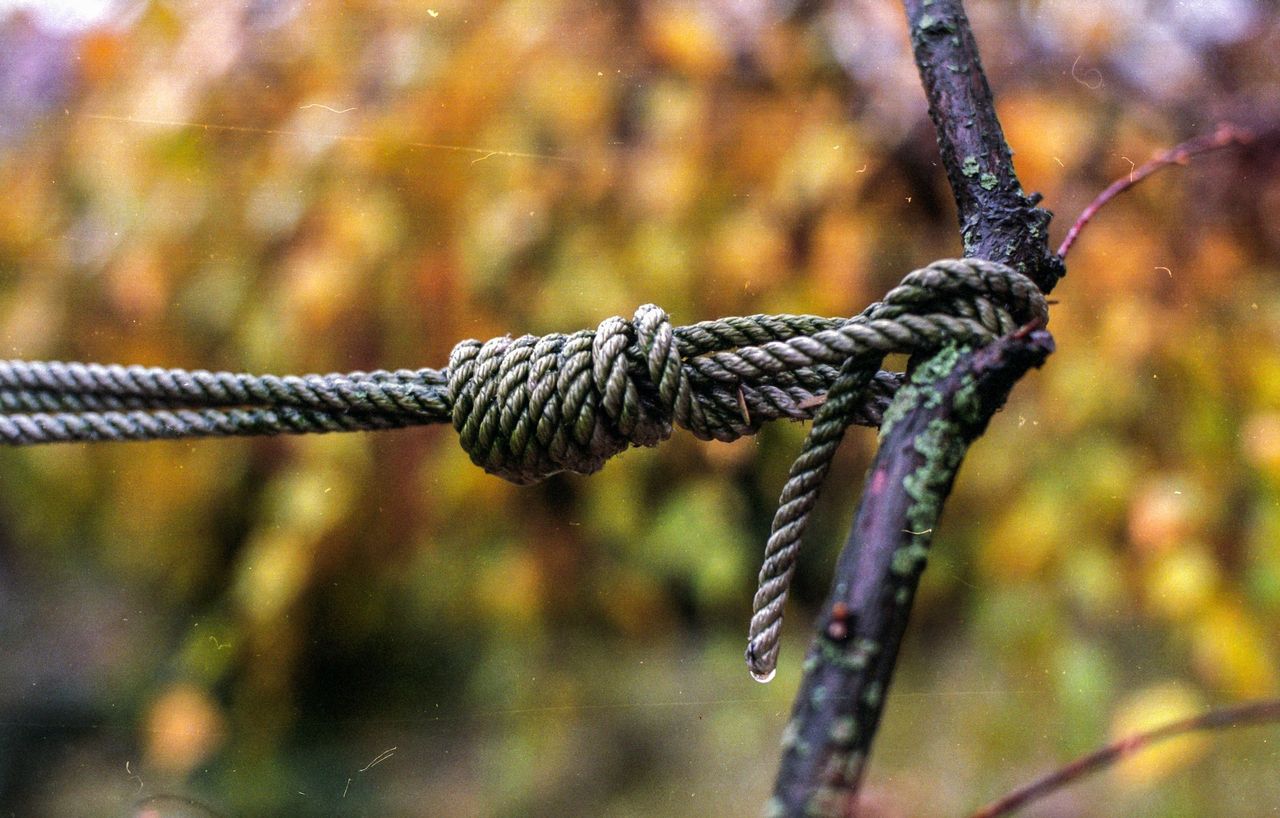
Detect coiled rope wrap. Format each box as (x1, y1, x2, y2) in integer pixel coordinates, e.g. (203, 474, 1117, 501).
(743, 258, 1047, 679)
(0, 257, 1045, 679)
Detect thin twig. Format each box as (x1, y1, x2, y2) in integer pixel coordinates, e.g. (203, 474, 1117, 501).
(1057, 124, 1253, 259)
(970, 697, 1280, 818)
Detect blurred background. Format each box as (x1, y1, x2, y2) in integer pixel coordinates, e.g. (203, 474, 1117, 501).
(1, 0, 1279, 815)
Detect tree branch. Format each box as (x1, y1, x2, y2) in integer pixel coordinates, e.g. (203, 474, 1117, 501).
(904, 0, 1064, 291)
(767, 2, 1061, 814)
(1057, 124, 1253, 259)
(970, 697, 1280, 818)
(767, 328, 1053, 818)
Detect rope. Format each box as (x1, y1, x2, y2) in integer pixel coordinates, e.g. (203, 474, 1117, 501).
(0, 257, 1046, 679)
(744, 258, 1046, 679)
(0, 332, 896, 449)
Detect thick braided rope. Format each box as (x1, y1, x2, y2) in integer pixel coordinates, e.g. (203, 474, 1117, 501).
(0, 328, 900, 446)
(0, 258, 1044, 678)
(743, 258, 1047, 680)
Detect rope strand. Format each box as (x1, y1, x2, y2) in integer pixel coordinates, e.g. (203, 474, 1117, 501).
(744, 258, 1046, 679)
(0, 258, 1045, 680)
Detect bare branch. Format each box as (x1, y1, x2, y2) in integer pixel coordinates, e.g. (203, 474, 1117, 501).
(767, 327, 1053, 818)
(766, 2, 1061, 814)
(903, 0, 1064, 291)
(1058, 124, 1254, 259)
(971, 698, 1280, 818)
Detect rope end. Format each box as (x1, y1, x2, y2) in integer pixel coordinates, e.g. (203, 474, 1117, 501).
(746, 642, 778, 683)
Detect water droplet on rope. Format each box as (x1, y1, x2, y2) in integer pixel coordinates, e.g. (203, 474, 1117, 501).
(751, 668, 776, 684)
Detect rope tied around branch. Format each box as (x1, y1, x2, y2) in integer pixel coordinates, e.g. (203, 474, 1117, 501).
(743, 258, 1046, 679)
(0, 257, 1045, 679)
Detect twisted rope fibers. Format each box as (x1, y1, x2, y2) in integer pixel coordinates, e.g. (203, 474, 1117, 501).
(743, 260, 1046, 679)
(0, 258, 1046, 680)
(0, 328, 895, 448)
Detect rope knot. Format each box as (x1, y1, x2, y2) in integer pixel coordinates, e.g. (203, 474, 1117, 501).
(0, 257, 1046, 682)
(447, 305, 690, 485)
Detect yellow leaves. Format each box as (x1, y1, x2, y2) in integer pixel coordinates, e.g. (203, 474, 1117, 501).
(1187, 230, 1250, 303)
(1040, 351, 1138, 433)
(422, 437, 518, 529)
(328, 189, 405, 264)
(1190, 599, 1278, 697)
(730, 116, 796, 199)
(520, 55, 612, 141)
(644, 7, 728, 80)
(1063, 217, 1167, 299)
(805, 208, 871, 315)
(1123, 473, 1277, 694)
(0, 151, 56, 253)
(771, 110, 870, 217)
(4, 5, 1280, 813)
(105, 242, 171, 320)
(637, 79, 706, 147)
(476, 549, 545, 628)
(1142, 544, 1220, 622)
(1242, 411, 1280, 480)
(270, 463, 356, 539)
(235, 527, 312, 627)
(706, 206, 789, 301)
(1109, 682, 1207, 787)
(234, 437, 366, 626)
(1096, 296, 1158, 369)
(538, 223, 632, 327)
(279, 239, 355, 335)
(998, 93, 1093, 198)
(978, 486, 1065, 583)
(144, 683, 226, 777)
(1246, 347, 1280, 410)
(0, 275, 64, 356)
(630, 146, 702, 219)
(1060, 543, 1127, 621)
(463, 186, 550, 290)
(1127, 475, 1205, 557)
(1069, 436, 1144, 521)
(273, 190, 404, 342)
(77, 30, 124, 85)
(624, 220, 695, 300)
(596, 567, 670, 637)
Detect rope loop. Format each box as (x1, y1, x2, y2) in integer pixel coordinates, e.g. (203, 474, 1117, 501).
(743, 257, 1046, 680)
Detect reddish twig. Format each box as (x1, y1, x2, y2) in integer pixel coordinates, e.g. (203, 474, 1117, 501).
(970, 697, 1280, 818)
(1057, 124, 1253, 259)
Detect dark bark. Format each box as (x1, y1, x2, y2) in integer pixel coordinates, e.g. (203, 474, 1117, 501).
(767, 2, 1062, 815)
(903, 0, 1064, 291)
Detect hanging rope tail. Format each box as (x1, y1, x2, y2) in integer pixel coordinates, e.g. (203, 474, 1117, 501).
(744, 258, 1047, 680)
(0, 258, 1045, 679)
